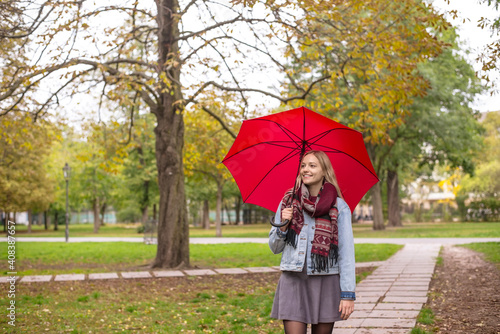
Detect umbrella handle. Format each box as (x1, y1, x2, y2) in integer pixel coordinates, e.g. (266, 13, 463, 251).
(269, 217, 290, 228)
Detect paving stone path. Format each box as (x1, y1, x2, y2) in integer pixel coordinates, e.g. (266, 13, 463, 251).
(333, 243, 440, 334)
(0, 262, 382, 283)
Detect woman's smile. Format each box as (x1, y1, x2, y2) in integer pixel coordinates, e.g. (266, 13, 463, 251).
(300, 154, 325, 190)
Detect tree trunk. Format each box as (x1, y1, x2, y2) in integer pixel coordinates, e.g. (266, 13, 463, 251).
(151, 0, 189, 268)
(54, 211, 58, 230)
(243, 204, 252, 224)
(152, 110, 188, 267)
(100, 202, 106, 226)
(224, 202, 232, 225)
(203, 200, 210, 229)
(45, 210, 50, 230)
(93, 198, 100, 233)
(141, 180, 150, 225)
(370, 182, 385, 230)
(44, 211, 48, 230)
(235, 197, 241, 224)
(387, 169, 402, 227)
(141, 205, 149, 225)
(215, 183, 222, 237)
(6, 212, 11, 231)
(28, 210, 32, 233)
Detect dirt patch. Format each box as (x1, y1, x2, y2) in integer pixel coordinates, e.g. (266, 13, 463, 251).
(420, 245, 500, 334)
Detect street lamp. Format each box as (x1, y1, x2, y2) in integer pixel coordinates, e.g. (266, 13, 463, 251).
(62, 163, 71, 242)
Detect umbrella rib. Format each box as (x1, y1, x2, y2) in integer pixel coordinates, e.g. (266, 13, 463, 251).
(304, 128, 379, 178)
(221, 141, 301, 163)
(303, 127, 378, 180)
(223, 116, 308, 162)
(315, 145, 379, 180)
(249, 119, 303, 146)
(242, 149, 302, 203)
(306, 127, 360, 145)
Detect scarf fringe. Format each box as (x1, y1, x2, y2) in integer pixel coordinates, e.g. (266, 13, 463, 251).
(284, 228, 298, 248)
(311, 244, 339, 273)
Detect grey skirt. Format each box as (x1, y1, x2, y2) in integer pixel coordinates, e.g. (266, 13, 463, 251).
(270, 264, 342, 324)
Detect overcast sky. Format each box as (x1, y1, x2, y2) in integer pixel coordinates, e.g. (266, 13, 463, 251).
(431, 0, 500, 112)
(60, 0, 500, 127)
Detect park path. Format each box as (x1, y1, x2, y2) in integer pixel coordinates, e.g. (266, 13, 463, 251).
(332, 243, 440, 334)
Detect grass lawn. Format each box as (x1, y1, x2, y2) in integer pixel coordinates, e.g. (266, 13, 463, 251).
(459, 242, 500, 268)
(2, 223, 142, 238)
(4, 221, 499, 239)
(0, 273, 285, 333)
(0, 242, 402, 276)
(351, 222, 500, 238)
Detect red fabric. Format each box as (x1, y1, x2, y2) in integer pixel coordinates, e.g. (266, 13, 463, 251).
(222, 106, 379, 213)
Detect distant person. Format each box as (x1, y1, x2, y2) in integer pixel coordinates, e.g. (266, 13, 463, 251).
(269, 150, 356, 334)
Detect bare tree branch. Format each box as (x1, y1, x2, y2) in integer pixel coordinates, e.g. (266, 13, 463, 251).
(187, 74, 331, 107)
(200, 105, 237, 139)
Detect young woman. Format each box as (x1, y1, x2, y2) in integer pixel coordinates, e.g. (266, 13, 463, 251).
(269, 150, 356, 334)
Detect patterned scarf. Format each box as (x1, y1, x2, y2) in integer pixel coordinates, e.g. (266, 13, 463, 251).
(281, 182, 339, 272)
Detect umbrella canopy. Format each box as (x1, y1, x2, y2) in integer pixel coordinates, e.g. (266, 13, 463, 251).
(222, 106, 379, 213)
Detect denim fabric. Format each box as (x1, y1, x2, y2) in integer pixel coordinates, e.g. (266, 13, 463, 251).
(269, 197, 356, 300)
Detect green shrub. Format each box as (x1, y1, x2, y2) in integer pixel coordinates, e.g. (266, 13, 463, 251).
(117, 206, 141, 223)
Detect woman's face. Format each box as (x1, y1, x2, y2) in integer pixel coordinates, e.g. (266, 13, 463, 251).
(300, 154, 325, 189)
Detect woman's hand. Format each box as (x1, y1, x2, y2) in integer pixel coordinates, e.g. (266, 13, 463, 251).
(339, 299, 354, 320)
(280, 208, 293, 231)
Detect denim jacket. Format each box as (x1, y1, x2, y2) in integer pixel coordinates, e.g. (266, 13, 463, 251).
(269, 197, 356, 300)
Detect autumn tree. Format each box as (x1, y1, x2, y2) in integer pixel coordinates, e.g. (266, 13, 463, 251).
(459, 111, 500, 221)
(75, 120, 129, 232)
(0, 111, 57, 229)
(477, 0, 500, 92)
(184, 102, 237, 237)
(379, 27, 484, 226)
(119, 113, 159, 225)
(285, 0, 447, 229)
(0, 0, 337, 268)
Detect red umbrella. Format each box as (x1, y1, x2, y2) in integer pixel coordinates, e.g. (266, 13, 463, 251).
(222, 106, 379, 216)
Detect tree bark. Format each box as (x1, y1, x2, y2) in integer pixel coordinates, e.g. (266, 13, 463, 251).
(203, 200, 210, 229)
(141, 205, 149, 225)
(387, 169, 402, 227)
(93, 198, 100, 233)
(235, 197, 241, 224)
(371, 182, 385, 230)
(45, 211, 50, 230)
(224, 202, 232, 225)
(100, 202, 106, 226)
(141, 180, 150, 225)
(215, 182, 222, 237)
(152, 0, 189, 268)
(28, 210, 32, 233)
(152, 110, 188, 267)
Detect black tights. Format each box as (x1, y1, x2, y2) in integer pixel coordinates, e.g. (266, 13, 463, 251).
(283, 320, 334, 334)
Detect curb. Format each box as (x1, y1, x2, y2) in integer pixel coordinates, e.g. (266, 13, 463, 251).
(1, 261, 383, 284)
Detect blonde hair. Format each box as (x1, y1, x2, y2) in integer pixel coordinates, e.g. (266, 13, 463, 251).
(295, 150, 343, 198)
